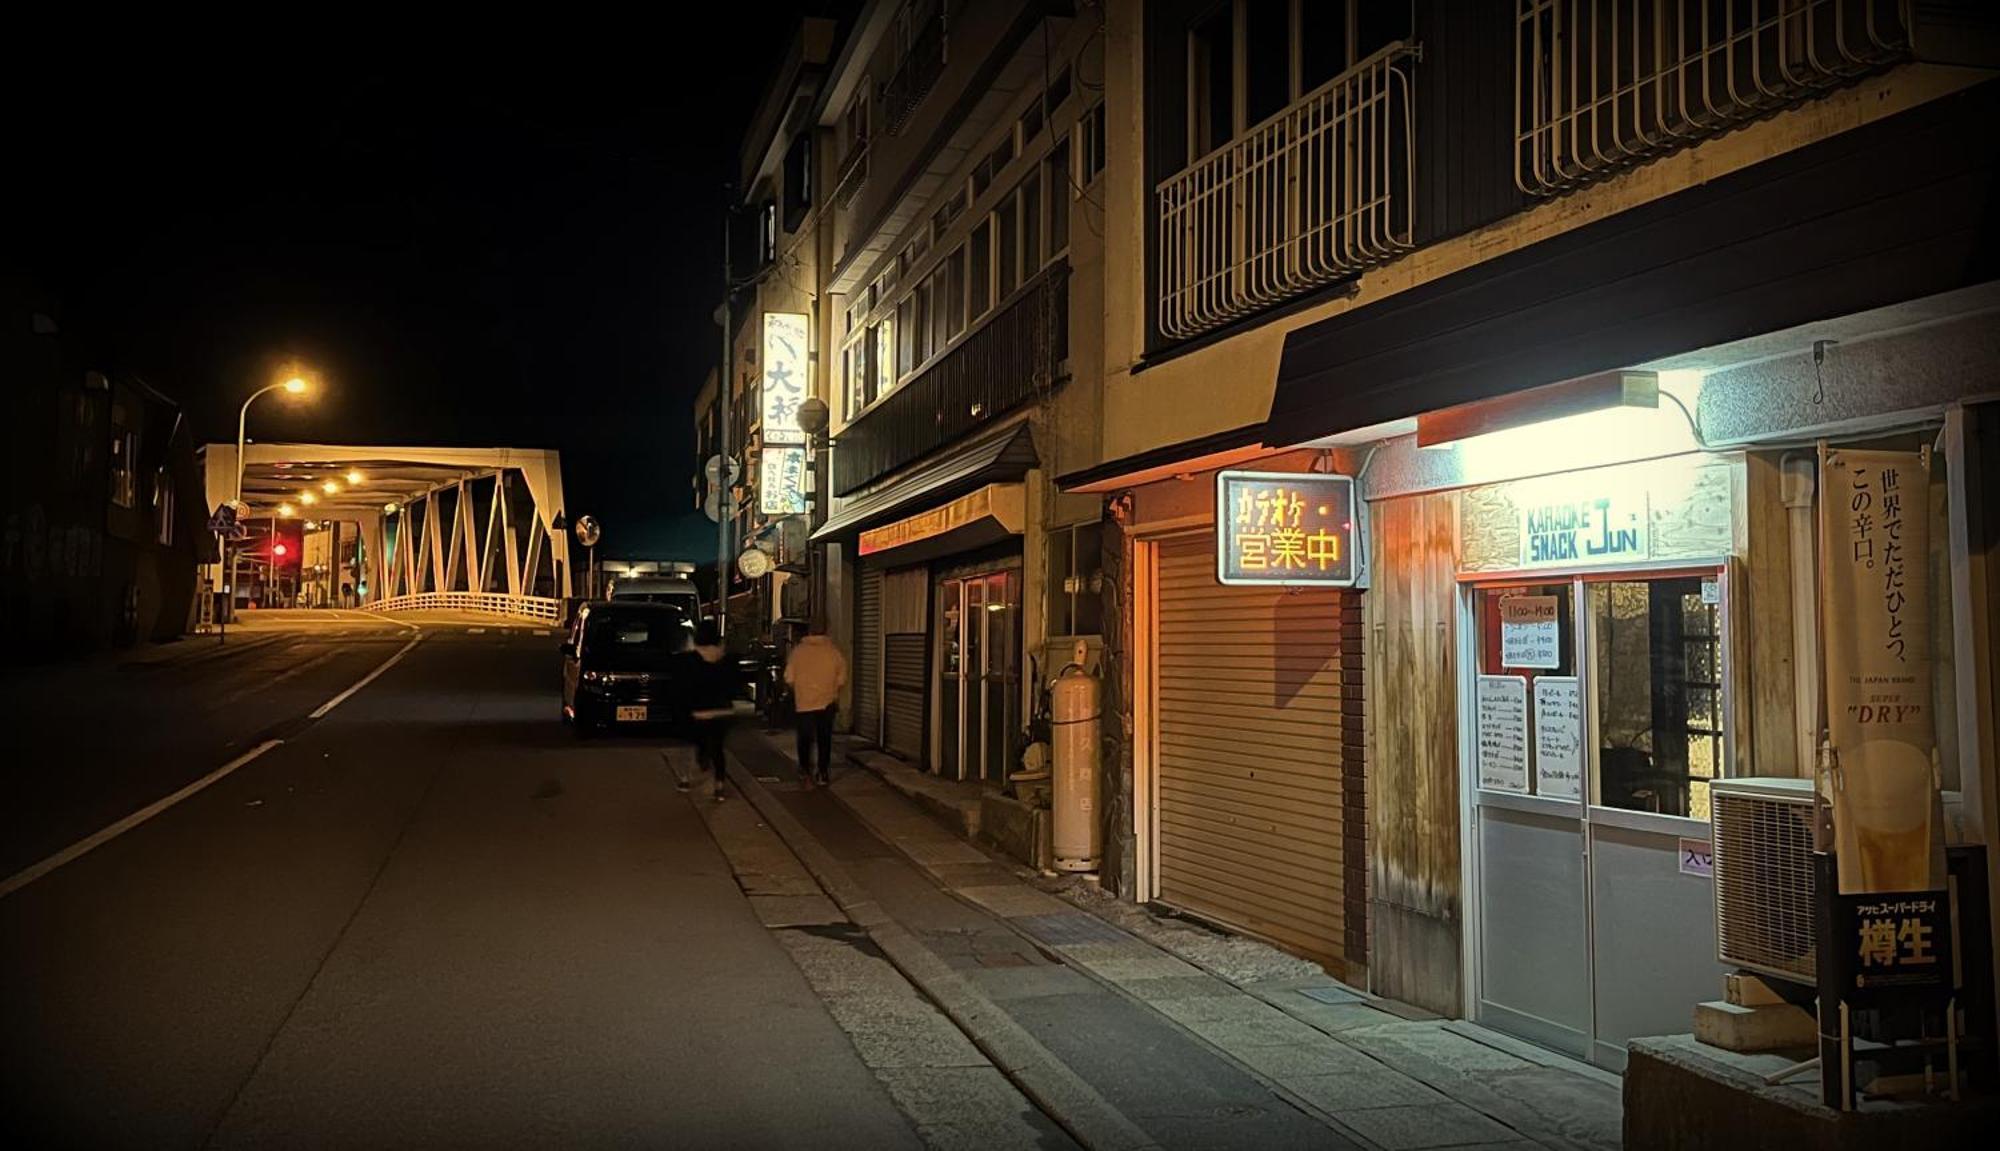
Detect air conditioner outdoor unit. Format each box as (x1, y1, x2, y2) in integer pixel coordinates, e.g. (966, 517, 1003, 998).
(1711, 777, 1819, 986)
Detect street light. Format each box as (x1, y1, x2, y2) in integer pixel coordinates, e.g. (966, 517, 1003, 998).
(223, 371, 314, 638)
(321, 480, 340, 495)
(346, 470, 364, 485)
(300, 490, 317, 506)
(278, 502, 296, 518)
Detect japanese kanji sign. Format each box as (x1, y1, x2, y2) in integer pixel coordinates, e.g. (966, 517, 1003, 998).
(1821, 446, 1936, 895)
(760, 445, 807, 516)
(1214, 471, 1356, 587)
(1837, 890, 1950, 998)
(760, 311, 809, 445)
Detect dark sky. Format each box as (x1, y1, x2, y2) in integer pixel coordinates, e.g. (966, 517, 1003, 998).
(13, 19, 819, 558)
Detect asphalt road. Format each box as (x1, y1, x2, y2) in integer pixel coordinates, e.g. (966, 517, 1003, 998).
(0, 615, 918, 1148)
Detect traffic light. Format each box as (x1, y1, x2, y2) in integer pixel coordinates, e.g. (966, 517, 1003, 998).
(270, 520, 303, 567)
(273, 543, 289, 559)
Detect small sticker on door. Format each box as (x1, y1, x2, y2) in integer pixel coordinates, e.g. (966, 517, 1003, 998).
(1700, 579, 1720, 605)
(1679, 837, 1715, 878)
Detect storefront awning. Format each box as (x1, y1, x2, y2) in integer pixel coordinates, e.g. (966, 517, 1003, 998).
(1263, 78, 2000, 448)
(812, 420, 1037, 543)
(858, 483, 1025, 562)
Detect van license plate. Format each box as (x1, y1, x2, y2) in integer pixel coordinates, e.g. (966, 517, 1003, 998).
(615, 705, 648, 722)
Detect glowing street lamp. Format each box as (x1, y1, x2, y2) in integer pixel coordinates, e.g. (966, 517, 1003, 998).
(223, 369, 315, 640)
(321, 480, 340, 495)
(278, 503, 296, 518)
(300, 491, 317, 506)
(346, 470, 364, 485)
(383, 502, 400, 514)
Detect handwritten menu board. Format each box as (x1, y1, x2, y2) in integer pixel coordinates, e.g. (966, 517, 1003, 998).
(1499, 595, 1562, 669)
(1533, 676, 1583, 801)
(1476, 675, 1529, 793)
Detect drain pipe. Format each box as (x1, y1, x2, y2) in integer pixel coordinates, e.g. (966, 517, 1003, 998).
(1781, 454, 1818, 779)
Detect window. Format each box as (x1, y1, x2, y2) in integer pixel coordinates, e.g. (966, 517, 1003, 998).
(783, 132, 812, 232)
(1047, 522, 1103, 637)
(1021, 170, 1042, 277)
(1474, 571, 1729, 818)
(758, 200, 777, 265)
(1189, 5, 1235, 157)
(110, 430, 137, 508)
(153, 466, 174, 546)
(1019, 99, 1044, 145)
(1590, 576, 1725, 820)
(1048, 135, 1071, 254)
(874, 320, 895, 398)
(932, 187, 965, 240)
(913, 279, 932, 367)
(968, 218, 992, 319)
(972, 154, 994, 198)
(843, 90, 870, 164)
(997, 190, 1020, 299)
(988, 133, 1015, 175)
(1081, 103, 1107, 184)
(944, 245, 967, 337)
(1045, 65, 1072, 114)
(895, 294, 915, 378)
(1186, 1, 1411, 163)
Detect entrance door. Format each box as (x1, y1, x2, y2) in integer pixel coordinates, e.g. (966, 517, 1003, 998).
(936, 570, 1020, 781)
(1468, 569, 1730, 1070)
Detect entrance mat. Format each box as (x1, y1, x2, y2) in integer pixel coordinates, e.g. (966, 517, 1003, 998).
(1013, 912, 1135, 948)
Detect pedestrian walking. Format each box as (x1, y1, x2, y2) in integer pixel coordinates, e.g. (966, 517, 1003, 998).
(783, 617, 847, 787)
(685, 620, 742, 802)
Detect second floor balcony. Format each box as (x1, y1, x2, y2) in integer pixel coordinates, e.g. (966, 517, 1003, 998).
(1157, 42, 1420, 342)
(833, 260, 1068, 496)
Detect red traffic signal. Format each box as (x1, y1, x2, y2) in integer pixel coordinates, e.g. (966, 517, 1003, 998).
(273, 543, 289, 559)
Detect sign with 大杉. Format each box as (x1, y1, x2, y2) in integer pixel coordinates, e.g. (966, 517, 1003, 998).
(1822, 446, 1937, 895)
(760, 312, 809, 445)
(1214, 471, 1357, 587)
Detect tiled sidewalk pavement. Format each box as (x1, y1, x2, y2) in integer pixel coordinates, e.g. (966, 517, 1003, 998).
(660, 749, 1074, 1151)
(822, 737, 1624, 1151)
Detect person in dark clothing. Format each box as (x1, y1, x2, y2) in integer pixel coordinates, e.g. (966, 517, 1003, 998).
(684, 621, 741, 801)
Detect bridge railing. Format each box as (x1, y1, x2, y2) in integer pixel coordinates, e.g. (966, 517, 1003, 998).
(372, 592, 564, 622)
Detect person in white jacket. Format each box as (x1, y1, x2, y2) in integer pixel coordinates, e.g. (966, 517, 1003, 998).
(783, 618, 848, 787)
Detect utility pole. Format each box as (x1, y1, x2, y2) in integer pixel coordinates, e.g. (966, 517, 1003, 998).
(716, 188, 734, 637)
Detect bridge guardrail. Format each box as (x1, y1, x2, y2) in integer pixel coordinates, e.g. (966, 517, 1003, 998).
(372, 592, 564, 622)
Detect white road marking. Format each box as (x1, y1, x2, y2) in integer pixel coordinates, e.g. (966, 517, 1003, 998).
(357, 610, 422, 633)
(466, 627, 487, 635)
(0, 739, 284, 900)
(307, 634, 421, 719)
(533, 629, 551, 636)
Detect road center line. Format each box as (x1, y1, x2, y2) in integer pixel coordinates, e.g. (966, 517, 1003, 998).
(0, 739, 284, 900)
(308, 635, 422, 720)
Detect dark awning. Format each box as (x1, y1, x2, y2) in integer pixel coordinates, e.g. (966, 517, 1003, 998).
(1264, 78, 2000, 446)
(813, 420, 1037, 542)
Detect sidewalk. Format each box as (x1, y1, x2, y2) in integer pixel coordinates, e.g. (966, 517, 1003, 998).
(822, 734, 1623, 1151)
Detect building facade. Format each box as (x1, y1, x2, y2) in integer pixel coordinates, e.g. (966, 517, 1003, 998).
(2, 277, 206, 656)
(1056, 0, 2000, 1074)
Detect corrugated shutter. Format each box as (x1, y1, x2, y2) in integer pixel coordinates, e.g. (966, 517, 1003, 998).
(882, 566, 929, 762)
(1153, 534, 1346, 968)
(855, 566, 883, 743)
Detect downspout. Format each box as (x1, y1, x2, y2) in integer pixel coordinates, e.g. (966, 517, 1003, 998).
(1781, 453, 1818, 779)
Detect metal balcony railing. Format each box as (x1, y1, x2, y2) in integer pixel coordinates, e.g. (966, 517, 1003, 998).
(882, 5, 947, 137)
(1157, 43, 1418, 342)
(833, 261, 1067, 496)
(1515, 0, 1910, 197)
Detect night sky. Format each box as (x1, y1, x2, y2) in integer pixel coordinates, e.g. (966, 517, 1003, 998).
(13, 20, 817, 558)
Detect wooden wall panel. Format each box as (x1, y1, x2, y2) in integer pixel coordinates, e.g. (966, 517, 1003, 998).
(1365, 491, 1464, 1016)
(1741, 452, 1799, 777)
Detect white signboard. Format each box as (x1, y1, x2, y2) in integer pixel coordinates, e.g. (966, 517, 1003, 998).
(759, 445, 807, 515)
(760, 311, 809, 444)
(1475, 675, 1530, 794)
(1532, 675, 1583, 801)
(1519, 492, 1650, 568)
(1499, 595, 1561, 669)
(1678, 837, 1715, 878)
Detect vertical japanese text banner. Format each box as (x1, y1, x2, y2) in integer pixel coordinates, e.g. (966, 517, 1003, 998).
(1820, 446, 1936, 895)
(761, 312, 809, 445)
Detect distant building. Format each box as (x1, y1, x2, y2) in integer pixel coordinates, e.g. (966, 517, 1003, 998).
(1, 276, 205, 655)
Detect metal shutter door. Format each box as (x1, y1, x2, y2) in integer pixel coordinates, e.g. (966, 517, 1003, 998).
(855, 566, 883, 743)
(882, 566, 930, 763)
(1153, 534, 1346, 967)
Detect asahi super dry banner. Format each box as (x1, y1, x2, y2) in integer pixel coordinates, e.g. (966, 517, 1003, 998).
(1821, 446, 1936, 895)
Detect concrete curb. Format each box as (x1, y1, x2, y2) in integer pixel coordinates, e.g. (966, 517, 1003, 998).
(724, 757, 1161, 1151)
